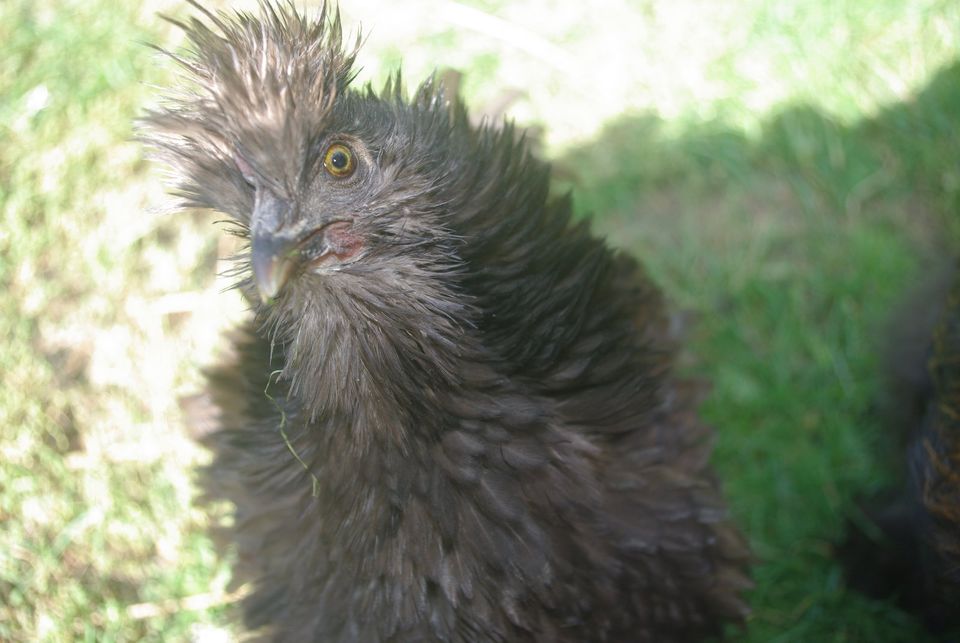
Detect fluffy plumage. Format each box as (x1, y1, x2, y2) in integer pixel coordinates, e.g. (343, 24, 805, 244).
(840, 268, 960, 633)
(143, 3, 751, 641)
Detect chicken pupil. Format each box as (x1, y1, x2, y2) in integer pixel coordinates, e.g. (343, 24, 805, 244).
(330, 150, 348, 169)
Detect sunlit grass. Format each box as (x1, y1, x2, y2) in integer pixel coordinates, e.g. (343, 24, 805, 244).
(2, 0, 959, 639)
(345, 0, 960, 147)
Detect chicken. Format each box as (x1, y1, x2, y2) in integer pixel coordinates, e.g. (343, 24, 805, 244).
(142, 2, 751, 640)
(839, 267, 960, 633)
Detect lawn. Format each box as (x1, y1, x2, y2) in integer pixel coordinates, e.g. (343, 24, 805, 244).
(2, 0, 959, 640)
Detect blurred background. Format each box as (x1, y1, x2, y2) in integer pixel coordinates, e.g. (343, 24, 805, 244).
(2, 0, 959, 640)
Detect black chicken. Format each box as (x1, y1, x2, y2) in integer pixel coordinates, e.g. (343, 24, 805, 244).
(840, 268, 960, 634)
(143, 3, 751, 641)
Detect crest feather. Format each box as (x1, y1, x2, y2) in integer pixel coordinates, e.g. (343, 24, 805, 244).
(141, 1, 360, 204)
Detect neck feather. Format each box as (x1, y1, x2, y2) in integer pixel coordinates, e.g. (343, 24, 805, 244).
(260, 263, 475, 449)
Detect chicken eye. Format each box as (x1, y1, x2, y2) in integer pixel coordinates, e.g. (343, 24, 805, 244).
(323, 143, 355, 178)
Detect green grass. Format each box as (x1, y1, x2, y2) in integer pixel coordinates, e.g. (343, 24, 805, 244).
(2, 0, 959, 640)
(562, 60, 960, 639)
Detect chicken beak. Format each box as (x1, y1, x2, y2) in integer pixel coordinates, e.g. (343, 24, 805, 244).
(250, 190, 297, 302)
(251, 232, 298, 302)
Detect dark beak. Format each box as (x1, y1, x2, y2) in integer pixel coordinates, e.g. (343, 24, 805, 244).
(250, 189, 298, 302)
(252, 231, 298, 302)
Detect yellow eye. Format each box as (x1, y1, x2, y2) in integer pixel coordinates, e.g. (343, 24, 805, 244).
(323, 143, 356, 178)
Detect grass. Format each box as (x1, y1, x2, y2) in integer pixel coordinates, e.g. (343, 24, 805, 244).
(1, 0, 959, 640)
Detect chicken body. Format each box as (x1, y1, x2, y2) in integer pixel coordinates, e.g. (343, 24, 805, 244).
(144, 3, 751, 641)
(916, 274, 960, 628)
(841, 269, 960, 633)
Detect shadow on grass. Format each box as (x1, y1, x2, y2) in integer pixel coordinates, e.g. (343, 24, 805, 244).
(555, 61, 960, 642)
